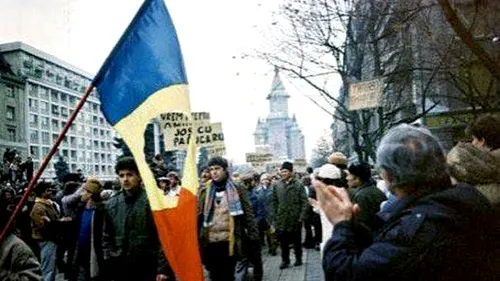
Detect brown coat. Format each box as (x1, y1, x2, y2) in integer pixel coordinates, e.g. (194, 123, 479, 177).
(30, 198, 59, 241)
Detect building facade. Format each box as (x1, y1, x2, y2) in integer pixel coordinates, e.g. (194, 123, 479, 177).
(254, 68, 306, 161)
(0, 42, 120, 180)
(0, 54, 28, 157)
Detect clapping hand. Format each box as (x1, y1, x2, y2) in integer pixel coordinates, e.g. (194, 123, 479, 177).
(312, 179, 360, 225)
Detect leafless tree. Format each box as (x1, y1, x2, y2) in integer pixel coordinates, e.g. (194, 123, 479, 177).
(259, 0, 499, 162)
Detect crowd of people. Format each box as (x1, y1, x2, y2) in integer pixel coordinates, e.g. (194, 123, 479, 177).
(0, 113, 499, 281)
(1, 148, 34, 190)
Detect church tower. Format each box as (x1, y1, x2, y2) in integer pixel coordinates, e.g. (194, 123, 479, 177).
(253, 67, 306, 161)
(267, 67, 290, 119)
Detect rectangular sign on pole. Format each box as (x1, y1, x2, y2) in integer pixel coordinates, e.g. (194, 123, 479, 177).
(348, 78, 383, 111)
(246, 152, 273, 170)
(294, 159, 307, 173)
(206, 143, 226, 158)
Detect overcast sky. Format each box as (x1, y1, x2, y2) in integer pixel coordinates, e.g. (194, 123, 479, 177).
(1, 0, 336, 164)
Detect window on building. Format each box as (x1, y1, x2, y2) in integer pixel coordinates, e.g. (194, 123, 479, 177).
(95, 165, 100, 173)
(29, 99, 38, 112)
(78, 150, 85, 161)
(60, 93, 67, 103)
(6, 87, 14, 98)
(94, 152, 99, 161)
(28, 84, 37, 97)
(93, 128, 98, 137)
(40, 101, 49, 112)
(41, 132, 50, 145)
(6, 106, 15, 120)
(61, 107, 68, 117)
(30, 146, 39, 158)
(51, 104, 59, 115)
(39, 87, 49, 100)
(40, 117, 49, 129)
(62, 149, 68, 157)
(29, 114, 38, 127)
(42, 147, 49, 158)
(52, 119, 59, 131)
(78, 138, 85, 148)
(93, 140, 98, 149)
(30, 131, 39, 143)
(6, 127, 16, 141)
(70, 136, 76, 147)
(70, 150, 77, 161)
(50, 90, 58, 102)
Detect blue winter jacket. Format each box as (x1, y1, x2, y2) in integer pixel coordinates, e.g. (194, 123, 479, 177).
(323, 183, 494, 281)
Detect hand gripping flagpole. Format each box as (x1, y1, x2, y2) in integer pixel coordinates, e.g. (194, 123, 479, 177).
(0, 84, 95, 243)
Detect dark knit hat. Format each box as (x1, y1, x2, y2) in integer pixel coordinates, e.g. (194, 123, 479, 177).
(347, 162, 372, 183)
(281, 161, 294, 172)
(207, 156, 228, 170)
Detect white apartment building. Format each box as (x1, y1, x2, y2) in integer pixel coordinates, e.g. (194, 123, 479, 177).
(0, 42, 120, 181)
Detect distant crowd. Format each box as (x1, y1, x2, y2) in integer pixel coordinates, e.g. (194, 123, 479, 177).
(0, 113, 499, 281)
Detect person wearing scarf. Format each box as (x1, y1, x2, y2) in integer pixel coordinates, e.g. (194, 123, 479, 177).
(198, 157, 259, 281)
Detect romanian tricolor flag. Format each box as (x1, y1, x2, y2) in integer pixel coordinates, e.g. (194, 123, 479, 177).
(92, 0, 203, 280)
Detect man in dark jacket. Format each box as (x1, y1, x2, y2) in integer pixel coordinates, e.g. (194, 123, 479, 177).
(316, 124, 493, 281)
(251, 173, 277, 255)
(198, 157, 259, 281)
(102, 157, 168, 281)
(273, 161, 308, 269)
(69, 177, 105, 281)
(345, 162, 386, 231)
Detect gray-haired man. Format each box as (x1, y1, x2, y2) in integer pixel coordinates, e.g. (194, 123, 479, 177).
(316, 124, 493, 281)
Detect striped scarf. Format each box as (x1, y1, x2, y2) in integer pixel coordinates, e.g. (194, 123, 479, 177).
(203, 179, 243, 227)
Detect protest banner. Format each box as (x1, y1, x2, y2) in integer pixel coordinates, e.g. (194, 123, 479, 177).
(246, 152, 273, 170)
(294, 159, 308, 173)
(206, 143, 226, 158)
(159, 112, 225, 151)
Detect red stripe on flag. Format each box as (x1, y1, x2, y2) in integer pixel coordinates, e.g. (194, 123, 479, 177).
(153, 188, 203, 281)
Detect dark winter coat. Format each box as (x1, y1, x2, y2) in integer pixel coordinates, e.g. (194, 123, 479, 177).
(249, 186, 273, 224)
(0, 233, 41, 281)
(68, 203, 105, 281)
(272, 178, 308, 232)
(197, 182, 259, 261)
(102, 188, 162, 281)
(323, 184, 494, 281)
(348, 181, 386, 231)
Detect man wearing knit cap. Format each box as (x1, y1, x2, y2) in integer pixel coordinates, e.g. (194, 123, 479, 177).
(69, 177, 105, 281)
(273, 161, 308, 269)
(198, 156, 259, 281)
(346, 162, 386, 231)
